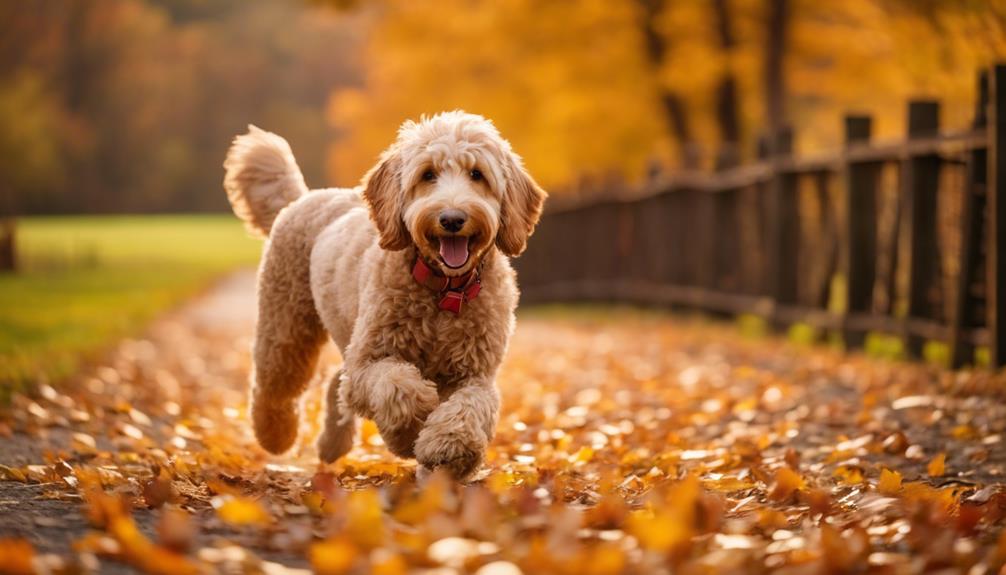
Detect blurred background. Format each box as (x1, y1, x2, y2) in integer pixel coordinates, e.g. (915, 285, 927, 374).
(2, 0, 1006, 387)
(3, 0, 1004, 213)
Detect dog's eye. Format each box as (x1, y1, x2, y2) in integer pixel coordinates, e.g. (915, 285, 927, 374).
(422, 170, 436, 182)
(470, 169, 483, 181)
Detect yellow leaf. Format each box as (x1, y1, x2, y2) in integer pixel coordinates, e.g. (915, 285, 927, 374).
(0, 465, 26, 483)
(393, 470, 448, 524)
(833, 465, 865, 486)
(346, 489, 385, 548)
(878, 469, 903, 495)
(212, 495, 270, 527)
(569, 446, 594, 464)
(951, 425, 976, 440)
(627, 509, 689, 552)
(582, 543, 625, 575)
(310, 538, 358, 575)
(703, 474, 752, 493)
(927, 453, 946, 477)
(627, 477, 701, 551)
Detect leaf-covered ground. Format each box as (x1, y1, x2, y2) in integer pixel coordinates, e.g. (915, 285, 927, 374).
(2, 272, 1006, 575)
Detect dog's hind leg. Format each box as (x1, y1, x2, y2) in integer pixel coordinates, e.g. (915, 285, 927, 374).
(249, 211, 328, 454)
(317, 368, 356, 462)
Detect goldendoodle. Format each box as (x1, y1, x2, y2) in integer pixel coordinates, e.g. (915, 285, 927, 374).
(223, 111, 546, 479)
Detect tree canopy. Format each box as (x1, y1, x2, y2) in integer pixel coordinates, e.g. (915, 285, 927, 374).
(2, 0, 1005, 213)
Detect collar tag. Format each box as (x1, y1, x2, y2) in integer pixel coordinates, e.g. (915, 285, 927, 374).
(412, 256, 481, 315)
(438, 290, 465, 314)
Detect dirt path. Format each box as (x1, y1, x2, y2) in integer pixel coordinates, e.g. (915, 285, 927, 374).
(2, 272, 1006, 574)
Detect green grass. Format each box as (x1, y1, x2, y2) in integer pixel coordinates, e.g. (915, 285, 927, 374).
(0, 215, 261, 392)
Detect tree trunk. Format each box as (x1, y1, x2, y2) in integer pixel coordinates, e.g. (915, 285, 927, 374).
(764, 0, 790, 136)
(0, 219, 15, 273)
(637, 0, 700, 169)
(713, 0, 741, 170)
(0, 176, 15, 272)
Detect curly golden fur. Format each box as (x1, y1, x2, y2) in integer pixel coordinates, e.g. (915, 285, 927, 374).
(223, 111, 545, 479)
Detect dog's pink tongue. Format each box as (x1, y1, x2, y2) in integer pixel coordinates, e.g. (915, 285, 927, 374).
(439, 236, 469, 268)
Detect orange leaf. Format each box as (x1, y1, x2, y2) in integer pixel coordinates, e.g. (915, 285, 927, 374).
(768, 467, 805, 501)
(371, 549, 407, 575)
(878, 469, 902, 495)
(927, 453, 946, 477)
(142, 471, 176, 509)
(0, 538, 35, 575)
(310, 538, 358, 575)
(833, 465, 865, 486)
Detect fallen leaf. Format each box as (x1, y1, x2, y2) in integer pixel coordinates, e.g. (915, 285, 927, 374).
(310, 538, 358, 575)
(768, 467, 805, 502)
(928, 453, 946, 477)
(212, 495, 270, 527)
(878, 469, 902, 495)
(0, 538, 35, 575)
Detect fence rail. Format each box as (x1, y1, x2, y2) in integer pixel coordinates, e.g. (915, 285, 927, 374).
(515, 64, 1006, 369)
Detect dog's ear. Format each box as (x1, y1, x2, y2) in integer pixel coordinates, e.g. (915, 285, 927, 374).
(362, 151, 411, 251)
(496, 155, 547, 257)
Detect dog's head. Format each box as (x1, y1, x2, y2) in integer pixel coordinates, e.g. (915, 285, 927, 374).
(362, 111, 546, 276)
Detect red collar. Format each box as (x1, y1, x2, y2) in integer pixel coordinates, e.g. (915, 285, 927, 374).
(412, 257, 482, 314)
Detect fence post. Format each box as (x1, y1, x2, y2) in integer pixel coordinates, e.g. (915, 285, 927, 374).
(767, 127, 797, 324)
(841, 115, 875, 348)
(989, 65, 1006, 368)
(902, 100, 941, 358)
(949, 70, 988, 368)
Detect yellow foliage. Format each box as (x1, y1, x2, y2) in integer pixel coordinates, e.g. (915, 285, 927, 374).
(569, 446, 595, 464)
(310, 538, 359, 575)
(371, 549, 408, 575)
(833, 465, 866, 486)
(328, 0, 666, 189)
(213, 495, 271, 527)
(327, 0, 1006, 190)
(627, 476, 704, 551)
(347, 489, 386, 548)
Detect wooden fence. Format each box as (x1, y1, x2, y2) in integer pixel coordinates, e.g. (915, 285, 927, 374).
(515, 64, 1006, 369)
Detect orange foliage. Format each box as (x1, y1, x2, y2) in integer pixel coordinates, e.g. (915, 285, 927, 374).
(326, 0, 1006, 191)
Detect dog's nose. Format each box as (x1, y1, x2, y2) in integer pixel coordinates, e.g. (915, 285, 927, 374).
(438, 209, 467, 233)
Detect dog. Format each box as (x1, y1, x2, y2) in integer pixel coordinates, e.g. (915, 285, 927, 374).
(223, 111, 546, 479)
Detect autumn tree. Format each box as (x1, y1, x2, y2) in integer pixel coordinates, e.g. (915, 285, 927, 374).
(0, 0, 362, 215)
(4, 0, 1006, 219)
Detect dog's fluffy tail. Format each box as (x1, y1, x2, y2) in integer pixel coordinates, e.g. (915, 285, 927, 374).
(223, 125, 309, 237)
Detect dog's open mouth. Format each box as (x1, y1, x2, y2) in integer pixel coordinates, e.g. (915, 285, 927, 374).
(438, 235, 470, 269)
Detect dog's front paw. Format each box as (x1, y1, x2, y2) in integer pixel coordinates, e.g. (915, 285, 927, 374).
(251, 395, 298, 454)
(363, 364, 440, 425)
(414, 422, 485, 481)
(369, 364, 439, 459)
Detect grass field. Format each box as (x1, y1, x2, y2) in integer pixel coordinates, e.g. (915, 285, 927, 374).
(0, 215, 261, 393)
